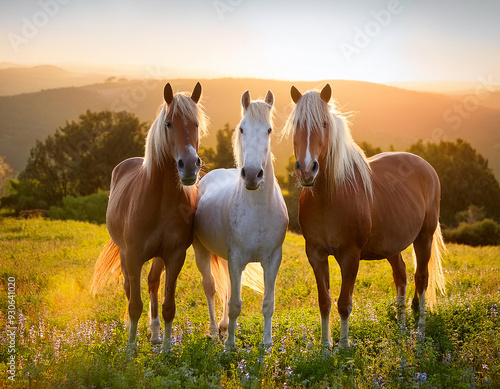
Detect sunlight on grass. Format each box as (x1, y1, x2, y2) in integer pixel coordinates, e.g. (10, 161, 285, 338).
(0, 218, 499, 388)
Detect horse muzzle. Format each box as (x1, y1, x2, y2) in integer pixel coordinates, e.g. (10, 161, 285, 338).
(295, 159, 319, 187)
(177, 155, 201, 186)
(241, 166, 264, 190)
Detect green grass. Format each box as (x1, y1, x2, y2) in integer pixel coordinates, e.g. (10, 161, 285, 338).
(0, 218, 499, 388)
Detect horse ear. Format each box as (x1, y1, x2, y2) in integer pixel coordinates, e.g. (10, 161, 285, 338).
(191, 82, 202, 104)
(164, 83, 174, 105)
(241, 90, 251, 110)
(264, 90, 274, 107)
(320, 84, 332, 103)
(291, 86, 302, 104)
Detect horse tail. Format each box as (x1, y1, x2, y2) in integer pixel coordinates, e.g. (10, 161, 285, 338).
(89, 239, 122, 295)
(414, 223, 446, 309)
(210, 254, 230, 306)
(242, 263, 265, 294)
(210, 254, 264, 305)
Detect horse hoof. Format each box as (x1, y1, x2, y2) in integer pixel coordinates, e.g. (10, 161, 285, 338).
(224, 339, 236, 350)
(208, 327, 219, 339)
(125, 343, 137, 356)
(151, 336, 161, 345)
(219, 327, 228, 341)
(161, 337, 172, 352)
(338, 339, 350, 349)
(321, 341, 333, 350)
(260, 342, 273, 350)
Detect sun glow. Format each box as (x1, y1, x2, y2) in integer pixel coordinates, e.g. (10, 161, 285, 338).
(0, 0, 498, 83)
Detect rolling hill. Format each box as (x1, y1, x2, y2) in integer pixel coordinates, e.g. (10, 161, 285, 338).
(0, 65, 109, 96)
(1, 78, 499, 179)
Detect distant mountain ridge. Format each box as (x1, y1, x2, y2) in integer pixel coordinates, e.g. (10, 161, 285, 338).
(0, 65, 108, 96)
(0, 77, 499, 180)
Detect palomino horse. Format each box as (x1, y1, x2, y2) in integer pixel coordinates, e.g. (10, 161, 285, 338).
(192, 90, 288, 349)
(90, 83, 207, 350)
(283, 84, 446, 348)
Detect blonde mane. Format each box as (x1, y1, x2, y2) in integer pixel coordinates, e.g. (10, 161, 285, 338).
(282, 90, 372, 196)
(233, 100, 274, 169)
(143, 93, 208, 175)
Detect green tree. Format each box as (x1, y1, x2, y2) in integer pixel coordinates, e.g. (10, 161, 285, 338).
(358, 141, 382, 157)
(0, 156, 14, 197)
(6, 110, 147, 211)
(200, 123, 235, 171)
(1, 179, 48, 212)
(408, 139, 500, 227)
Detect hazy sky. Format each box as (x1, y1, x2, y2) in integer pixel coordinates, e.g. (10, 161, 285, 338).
(1, 0, 499, 82)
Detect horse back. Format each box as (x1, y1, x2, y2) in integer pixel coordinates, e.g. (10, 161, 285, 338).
(364, 152, 441, 257)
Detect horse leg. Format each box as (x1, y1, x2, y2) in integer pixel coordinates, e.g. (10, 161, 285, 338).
(148, 257, 164, 344)
(261, 248, 282, 346)
(193, 237, 218, 338)
(161, 249, 186, 351)
(122, 253, 144, 349)
(412, 232, 432, 336)
(306, 244, 331, 348)
(335, 251, 360, 349)
(225, 254, 244, 349)
(387, 253, 407, 327)
(121, 257, 131, 328)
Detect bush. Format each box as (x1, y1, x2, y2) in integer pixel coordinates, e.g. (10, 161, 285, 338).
(48, 192, 109, 224)
(444, 218, 500, 246)
(1, 179, 50, 213)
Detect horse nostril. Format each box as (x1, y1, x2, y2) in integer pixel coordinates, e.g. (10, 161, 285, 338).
(177, 159, 184, 169)
(311, 160, 319, 173)
(241, 168, 246, 178)
(195, 157, 201, 167)
(294, 161, 300, 170)
(257, 169, 263, 179)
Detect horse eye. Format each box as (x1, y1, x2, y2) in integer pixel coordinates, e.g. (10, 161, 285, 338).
(323, 121, 327, 128)
(267, 128, 272, 135)
(166, 121, 173, 129)
(240, 127, 244, 134)
(195, 123, 199, 128)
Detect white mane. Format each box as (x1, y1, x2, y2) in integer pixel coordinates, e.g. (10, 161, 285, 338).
(282, 90, 372, 196)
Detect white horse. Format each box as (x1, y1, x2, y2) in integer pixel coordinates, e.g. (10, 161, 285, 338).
(193, 90, 288, 349)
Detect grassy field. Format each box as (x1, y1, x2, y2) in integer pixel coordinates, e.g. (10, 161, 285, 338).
(0, 218, 499, 388)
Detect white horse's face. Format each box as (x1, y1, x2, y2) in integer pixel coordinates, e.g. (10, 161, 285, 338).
(238, 90, 274, 191)
(238, 117, 272, 190)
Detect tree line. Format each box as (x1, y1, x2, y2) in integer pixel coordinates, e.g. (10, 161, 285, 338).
(1, 109, 499, 244)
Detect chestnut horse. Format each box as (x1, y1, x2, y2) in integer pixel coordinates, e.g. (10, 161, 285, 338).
(90, 83, 207, 350)
(283, 84, 446, 348)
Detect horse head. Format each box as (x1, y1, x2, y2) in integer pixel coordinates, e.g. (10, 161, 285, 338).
(163, 82, 203, 185)
(289, 84, 332, 187)
(236, 90, 274, 190)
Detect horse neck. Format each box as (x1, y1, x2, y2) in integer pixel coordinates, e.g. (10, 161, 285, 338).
(262, 151, 276, 192)
(146, 157, 183, 194)
(315, 154, 365, 198)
